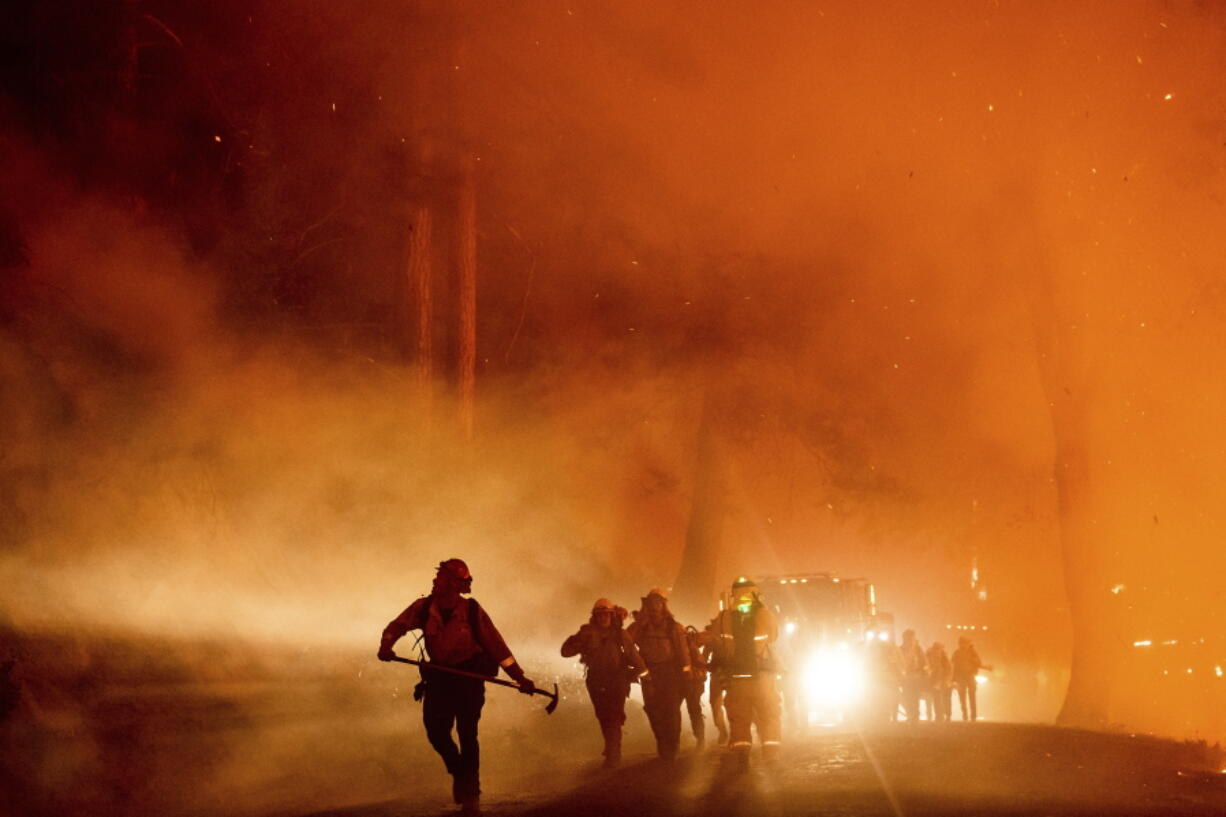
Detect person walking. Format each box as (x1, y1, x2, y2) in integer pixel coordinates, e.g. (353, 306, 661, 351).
(704, 577, 781, 766)
(627, 588, 692, 760)
(682, 625, 709, 750)
(866, 634, 903, 724)
(898, 629, 928, 722)
(952, 636, 992, 721)
(561, 599, 645, 767)
(926, 641, 953, 722)
(378, 559, 537, 816)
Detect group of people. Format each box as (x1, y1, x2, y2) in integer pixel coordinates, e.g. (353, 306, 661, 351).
(377, 564, 782, 815)
(376, 560, 989, 816)
(560, 577, 781, 769)
(880, 628, 991, 723)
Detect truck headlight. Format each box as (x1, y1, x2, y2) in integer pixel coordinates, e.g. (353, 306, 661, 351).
(802, 650, 866, 706)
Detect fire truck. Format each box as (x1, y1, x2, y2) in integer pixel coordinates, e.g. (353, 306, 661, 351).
(756, 572, 895, 725)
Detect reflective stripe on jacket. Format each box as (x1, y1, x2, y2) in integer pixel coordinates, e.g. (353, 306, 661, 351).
(704, 603, 778, 677)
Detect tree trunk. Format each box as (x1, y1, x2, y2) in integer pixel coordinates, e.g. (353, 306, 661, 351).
(456, 156, 477, 441)
(671, 391, 726, 625)
(1049, 406, 1113, 728)
(406, 204, 433, 419)
(1031, 259, 1115, 728)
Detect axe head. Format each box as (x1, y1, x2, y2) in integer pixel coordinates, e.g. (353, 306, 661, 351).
(544, 682, 559, 715)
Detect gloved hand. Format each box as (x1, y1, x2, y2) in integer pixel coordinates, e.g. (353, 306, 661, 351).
(505, 661, 535, 694)
(377, 647, 396, 662)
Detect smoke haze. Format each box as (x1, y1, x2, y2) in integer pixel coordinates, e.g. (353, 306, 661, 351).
(3, 0, 1226, 814)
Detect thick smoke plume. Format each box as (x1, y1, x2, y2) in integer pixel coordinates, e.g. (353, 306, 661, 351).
(3, 1, 1226, 814)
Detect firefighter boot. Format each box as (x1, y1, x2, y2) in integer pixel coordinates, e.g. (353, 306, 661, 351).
(457, 772, 481, 816)
(722, 746, 750, 774)
(693, 719, 706, 751)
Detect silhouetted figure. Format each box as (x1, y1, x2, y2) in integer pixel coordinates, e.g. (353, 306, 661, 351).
(627, 588, 692, 760)
(926, 641, 953, 722)
(682, 626, 709, 749)
(952, 636, 991, 721)
(561, 599, 645, 767)
(866, 636, 903, 724)
(378, 559, 536, 816)
(899, 629, 928, 722)
(698, 627, 729, 743)
(704, 577, 781, 765)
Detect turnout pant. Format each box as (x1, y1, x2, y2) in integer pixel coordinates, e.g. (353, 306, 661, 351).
(710, 674, 728, 743)
(641, 665, 685, 759)
(422, 672, 486, 801)
(955, 678, 978, 720)
(931, 684, 952, 722)
(724, 673, 781, 750)
(683, 676, 706, 746)
(901, 676, 928, 722)
(586, 674, 630, 763)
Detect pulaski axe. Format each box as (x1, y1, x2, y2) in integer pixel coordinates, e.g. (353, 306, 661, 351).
(389, 656, 559, 714)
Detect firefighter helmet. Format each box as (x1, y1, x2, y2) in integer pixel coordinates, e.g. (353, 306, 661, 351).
(436, 558, 473, 592)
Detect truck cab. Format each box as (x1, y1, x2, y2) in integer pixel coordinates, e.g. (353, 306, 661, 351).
(757, 573, 895, 725)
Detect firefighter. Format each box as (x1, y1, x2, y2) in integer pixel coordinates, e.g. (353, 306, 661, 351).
(696, 622, 729, 744)
(926, 641, 953, 722)
(377, 559, 537, 816)
(705, 577, 781, 764)
(560, 598, 645, 767)
(866, 635, 903, 723)
(899, 629, 928, 722)
(627, 588, 692, 760)
(952, 636, 992, 721)
(682, 625, 708, 750)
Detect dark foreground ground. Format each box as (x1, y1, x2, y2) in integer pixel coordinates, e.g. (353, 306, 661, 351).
(5, 634, 1225, 817)
(300, 724, 1226, 817)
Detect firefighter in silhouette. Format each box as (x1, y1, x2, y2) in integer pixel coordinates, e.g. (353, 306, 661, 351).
(866, 634, 903, 723)
(899, 629, 928, 722)
(705, 577, 781, 765)
(926, 641, 953, 722)
(697, 618, 729, 744)
(378, 559, 537, 816)
(952, 636, 992, 721)
(627, 588, 691, 760)
(561, 598, 645, 767)
(682, 625, 708, 749)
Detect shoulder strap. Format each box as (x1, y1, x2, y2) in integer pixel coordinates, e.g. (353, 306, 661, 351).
(468, 597, 488, 654)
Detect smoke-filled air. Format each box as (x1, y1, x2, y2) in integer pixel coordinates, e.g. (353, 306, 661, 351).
(3, 2, 1226, 816)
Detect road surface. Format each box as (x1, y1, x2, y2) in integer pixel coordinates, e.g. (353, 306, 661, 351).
(297, 723, 1226, 817)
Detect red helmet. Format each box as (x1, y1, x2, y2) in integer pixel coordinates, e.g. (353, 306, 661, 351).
(437, 558, 473, 592)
